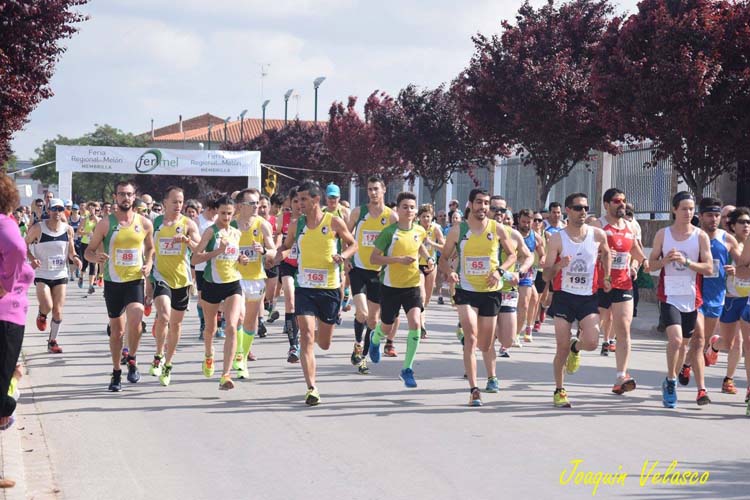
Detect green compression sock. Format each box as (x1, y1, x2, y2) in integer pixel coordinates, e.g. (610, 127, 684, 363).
(235, 327, 246, 356)
(404, 329, 420, 370)
(243, 330, 256, 354)
(371, 323, 385, 345)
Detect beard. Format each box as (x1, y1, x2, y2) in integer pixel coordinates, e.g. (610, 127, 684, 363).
(117, 202, 132, 212)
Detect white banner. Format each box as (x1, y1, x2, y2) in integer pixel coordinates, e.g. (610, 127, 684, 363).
(55, 145, 260, 177)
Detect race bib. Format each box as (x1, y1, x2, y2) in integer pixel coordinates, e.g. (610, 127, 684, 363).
(501, 291, 519, 308)
(612, 252, 630, 270)
(158, 237, 181, 256)
(289, 242, 299, 260)
(240, 246, 259, 262)
(217, 245, 239, 261)
(300, 268, 328, 288)
(664, 275, 695, 296)
(47, 255, 66, 270)
(362, 230, 380, 248)
(709, 259, 720, 279)
(562, 272, 590, 294)
(116, 248, 140, 267)
(465, 256, 491, 276)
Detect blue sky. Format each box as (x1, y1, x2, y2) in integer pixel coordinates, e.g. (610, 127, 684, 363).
(11, 0, 639, 160)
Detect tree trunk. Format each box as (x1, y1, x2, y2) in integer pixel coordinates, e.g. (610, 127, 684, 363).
(536, 175, 551, 212)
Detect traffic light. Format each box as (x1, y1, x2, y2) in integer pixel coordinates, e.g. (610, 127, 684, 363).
(264, 172, 278, 195)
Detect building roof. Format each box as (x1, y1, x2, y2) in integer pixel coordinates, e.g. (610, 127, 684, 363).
(148, 113, 225, 138)
(152, 117, 320, 144)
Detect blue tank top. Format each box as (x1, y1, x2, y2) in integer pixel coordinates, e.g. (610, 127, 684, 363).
(702, 230, 728, 307)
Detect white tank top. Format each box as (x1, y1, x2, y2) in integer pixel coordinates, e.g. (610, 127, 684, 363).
(659, 227, 701, 312)
(34, 222, 71, 280)
(195, 213, 214, 272)
(555, 227, 599, 296)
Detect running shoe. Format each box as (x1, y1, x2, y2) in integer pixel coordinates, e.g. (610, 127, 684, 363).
(233, 352, 245, 371)
(247, 351, 257, 362)
(611, 374, 637, 395)
(485, 376, 500, 393)
(47, 340, 63, 354)
(202, 356, 215, 378)
(539, 309, 546, 323)
(96, 276, 103, 287)
(554, 388, 571, 408)
(456, 325, 464, 345)
(384, 341, 397, 357)
(745, 387, 750, 404)
(662, 379, 677, 408)
(144, 303, 152, 317)
(600, 342, 609, 356)
(678, 364, 691, 386)
(437, 296, 444, 305)
(368, 331, 382, 363)
(400, 368, 417, 388)
(120, 347, 129, 365)
(499, 347, 510, 358)
(511, 338, 522, 348)
(305, 387, 321, 406)
(126, 359, 141, 383)
(237, 363, 249, 380)
(287, 347, 300, 364)
(523, 326, 533, 343)
(36, 313, 47, 332)
(268, 309, 280, 323)
(696, 389, 711, 406)
(350, 343, 364, 366)
(342, 292, 352, 312)
(357, 359, 369, 375)
(159, 364, 172, 387)
(77, 277, 83, 289)
(704, 334, 720, 366)
(149, 355, 163, 376)
(608, 339, 616, 352)
(257, 319, 267, 338)
(219, 375, 235, 390)
(215, 327, 226, 339)
(469, 388, 482, 407)
(421, 326, 427, 340)
(108, 370, 122, 392)
(722, 377, 737, 395)
(336, 314, 343, 325)
(532, 321, 541, 334)
(565, 338, 581, 374)
(88, 284, 95, 295)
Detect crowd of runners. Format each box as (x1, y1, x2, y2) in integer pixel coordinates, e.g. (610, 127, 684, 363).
(11, 176, 750, 414)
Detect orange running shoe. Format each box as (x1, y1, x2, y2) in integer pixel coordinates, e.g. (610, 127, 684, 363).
(36, 313, 48, 332)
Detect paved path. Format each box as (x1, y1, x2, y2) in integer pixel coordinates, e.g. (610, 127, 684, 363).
(2, 288, 749, 499)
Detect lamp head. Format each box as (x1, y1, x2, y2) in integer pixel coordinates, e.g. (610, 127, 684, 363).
(313, 77, 326, 88)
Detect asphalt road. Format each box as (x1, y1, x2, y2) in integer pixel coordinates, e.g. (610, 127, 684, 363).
(7, 287, 750, 499)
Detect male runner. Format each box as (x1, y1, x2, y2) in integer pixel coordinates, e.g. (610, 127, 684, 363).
(347, 176, 398, 373)
(85, 180, 154, 392)
(324, 183, 352, 316)
(277, 180, 357, 405)
(232, 189, 276, 378)
(544, 193, 611, 408)
(516, 209, 545, 342)
(649, 191, 714, 408)
(538, 202, 566, 328)
(439, 188, 517, 406)
(368, 192, 432, 387)
(147, 186, 200, 386)
(591, 188, 648, 394)
(258, 194, 280, 327)
(276, 186, 302, 363)
(78, 202, 100, 293)
(25, 198, 82, 353)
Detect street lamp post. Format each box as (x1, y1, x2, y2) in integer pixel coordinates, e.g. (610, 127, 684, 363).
(284, 89, 294, 124)
(313, 76, 326, 123)
(239, 109, 247, 142)
(262, 100, 270, 132)
(223, 116, 230, 144)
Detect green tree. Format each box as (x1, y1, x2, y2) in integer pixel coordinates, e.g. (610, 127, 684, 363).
(32, 124, 148, 202)
(1, 154, 17, 173)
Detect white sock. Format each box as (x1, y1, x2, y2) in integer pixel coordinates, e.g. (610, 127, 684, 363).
(49, 319, 62, 341)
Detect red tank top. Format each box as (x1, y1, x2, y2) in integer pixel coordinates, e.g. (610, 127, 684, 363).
(597, 219, 635, 290)
(281, 211, 298, 266)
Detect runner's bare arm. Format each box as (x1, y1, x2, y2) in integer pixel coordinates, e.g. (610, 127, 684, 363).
(67, 226, 82, 269)
(438, 225, 459, 278)
(84, 217, 111, 264)
(260, 219, 277, 260)
(190, 228, 222, 266)
(184, 219, 201, 251)
(535, 233, 546, 266)
(141, 217, 154, 277)
(648, 229, 666, 272)
(332, 216, 357, 261)
(273, 223, 296, 265)
(694, 231, 714, 276)
(738, 237, 750, 268)
(513, 230, 534, 275)
(347, 206, 360, 234)
(24, 223, 41, 266)
(595, 227, 613, 291)
(726, 233, 742, 263)
(542, 232, 563, 282)
(497, 225, 517, 272)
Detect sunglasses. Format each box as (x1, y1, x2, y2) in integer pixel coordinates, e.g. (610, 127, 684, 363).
(735, 219, 750, 225)
(36, 204, 44, 208)
(569, 205, 589, 212)
(49, 206, 65, 212)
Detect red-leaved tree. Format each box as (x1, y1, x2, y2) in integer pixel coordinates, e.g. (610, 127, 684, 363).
(455, 0, 616, 209)
(366, 85, 487, 205)
(593, 0, 750, 199)
(0, 0, 88, 165)
(326, 97, 402, 185)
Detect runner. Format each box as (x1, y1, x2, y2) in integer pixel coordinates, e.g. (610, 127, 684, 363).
(258, 194, 280, 330)
(275, 186, 302, 363)
(516, 209, 545, 342)
(698, 201, 741, 385)
(146, 186, 201, 386)
(77, 202, 100, 293)
(368, 192, 432, 387)
(347, 176, 398, 374)
(538, 202, 566, 329)
(591, 188, 648, 394)
(25, 198, 82, 354)
(194, 192, 220, 340)
(417, 204, 445, 339)
(85, 180, 154, 392)
(648, 191, 714, 408)
(544, 193, 611, 408)
(67, 203, 82, 281)
(530, 211, 547, 335)
(276, 180, 357, 405)
(323, 183, 351, 318)
(191, 195, 248, 390)
(232, 189, 276, 379)
(439, 188, 517, 406)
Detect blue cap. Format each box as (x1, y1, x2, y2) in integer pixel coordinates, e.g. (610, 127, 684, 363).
(326, 183, 341, 198)
(72, 203, 80, 210)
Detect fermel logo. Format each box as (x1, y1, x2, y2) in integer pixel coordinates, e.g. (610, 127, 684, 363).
(136, 149, 178, 173)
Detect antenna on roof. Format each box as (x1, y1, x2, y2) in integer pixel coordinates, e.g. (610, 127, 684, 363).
(260, 63, 271, 101)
